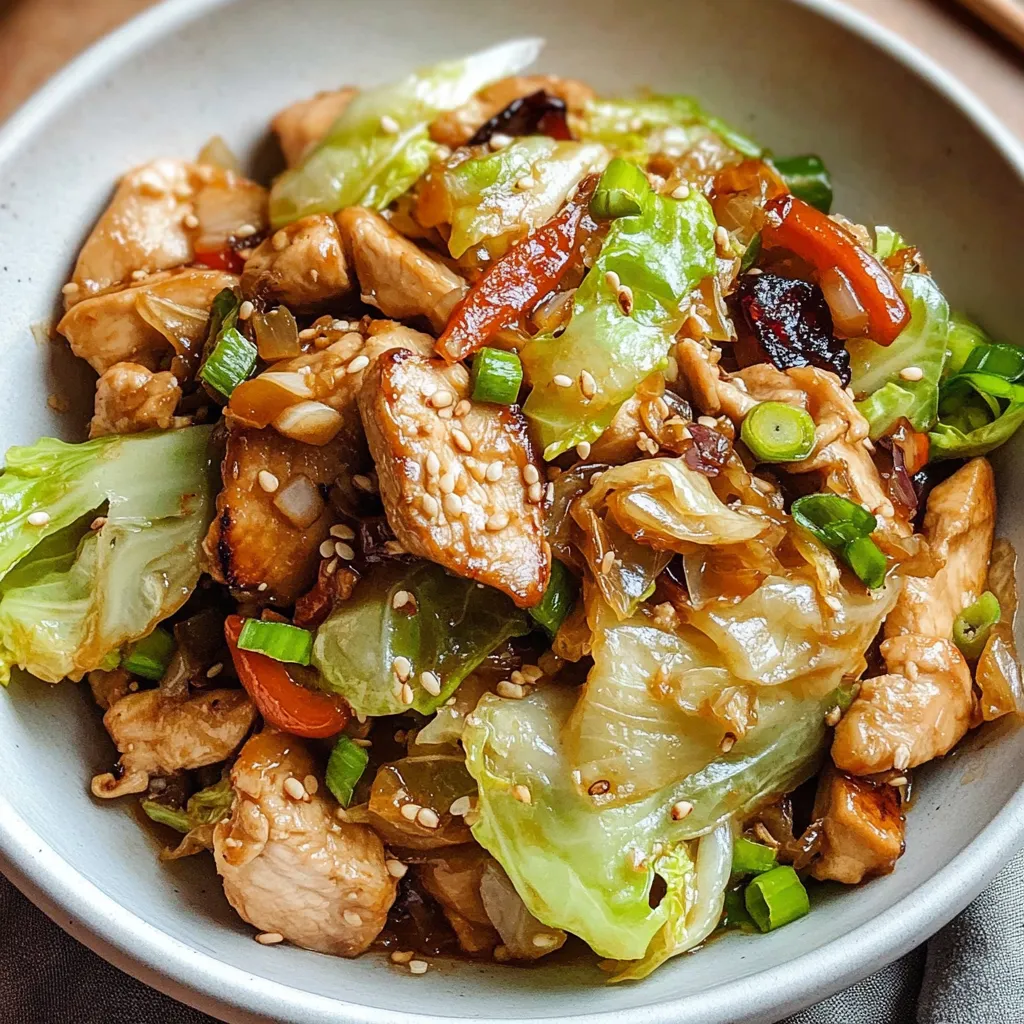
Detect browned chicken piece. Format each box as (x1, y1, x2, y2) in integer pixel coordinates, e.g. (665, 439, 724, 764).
(203, 427, 353, 604)
(64, 159, 266, 305)
(241, 214, 352, 312)
(418, 847, 500, 955)
(832, 634, 973, 774)
(87, 668, 133, 710)
(429, 75, 595, 148)
(272, 88, 357, 168)
(91, 688, 256, 799)
(785, 366, 870, 451)
(675, 338, 758, 421)
(885, 458, 996, 641)
(88, 361, 183, 438)
(359, 350, 550, 607)
(335, 207, 467, 333)
(58, 268, 238, 375)
(810, 765, 905, 884)
(213, 730, 396, 956)
(589, 397, 646, 464)
(733, 363, 809, 408)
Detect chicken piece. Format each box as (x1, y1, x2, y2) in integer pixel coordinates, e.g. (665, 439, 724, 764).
(785, 365, 870, 452)
(87, 668, 133, 710)
(418, 847, 499, 955)
(241, 214, 352, 312)
(58, 268, 237, 375)
(885, 458, 996, 640)
(65, 159, 266, 304)
(272, 88, 357, 168)
(359, 350, 549, 607)
(832, 634, 973, 774)
(336, 207, 467, 333)
(676, 338, 758, 421)
(809, 765, 905, 884)
(429, 75, 595, 149)
(589, 397, 646, 464)
(204, 427, 353, 604)
(88, 361, 183, 438)
(733, 363, 809, 408)
(214, 730, 396, 956)
(91, 688, 256, 799)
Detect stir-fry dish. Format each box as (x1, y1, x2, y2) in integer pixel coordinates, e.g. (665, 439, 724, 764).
(3, 38, 1023, 978)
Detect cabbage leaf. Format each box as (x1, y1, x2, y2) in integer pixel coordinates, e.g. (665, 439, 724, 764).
(0, 428, 215, 684)
(521, 177, 716, 458)
(269, 39, 542, 226)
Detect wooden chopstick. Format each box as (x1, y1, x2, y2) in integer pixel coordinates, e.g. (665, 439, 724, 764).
(955, 0, 1024, 52)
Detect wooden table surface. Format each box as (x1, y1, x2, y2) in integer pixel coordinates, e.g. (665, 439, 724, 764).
(0, 0, 1021, 139)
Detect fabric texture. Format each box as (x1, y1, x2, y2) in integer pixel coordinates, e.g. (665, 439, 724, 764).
(1, 849, 1023, 1023)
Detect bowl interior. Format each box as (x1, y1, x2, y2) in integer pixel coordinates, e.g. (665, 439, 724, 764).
(1, 1, 1023, 1022)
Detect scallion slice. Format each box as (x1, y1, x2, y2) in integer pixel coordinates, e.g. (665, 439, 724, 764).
(732, 837, 778, 877)
(200, 326, 258, 397)
(744, 865, 810, 933)
(772, 154, 833, 214)
(741, 401, 815, 462)
(529, 559, 578, 637)
(590, 158, 649, 220)
(843, 535, 887, 590)
(122, 627, 175, 681)
(325, 736, 369, 808)
(953, 591, 1001, 660)
(236, 618, 314, 666)
(471, 347, 523, 405)
(791, 494, 887, 589)
(962, 343, 1024, 383)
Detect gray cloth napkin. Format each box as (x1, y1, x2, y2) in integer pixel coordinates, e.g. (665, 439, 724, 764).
(1, 849, 1022, 1024)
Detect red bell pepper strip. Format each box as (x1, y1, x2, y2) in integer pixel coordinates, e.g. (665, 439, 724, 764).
(194, 246, 246, 275)
(760, 194, 910, 345)
(224, 615, 349, 738)
(436, 179, 596, 364)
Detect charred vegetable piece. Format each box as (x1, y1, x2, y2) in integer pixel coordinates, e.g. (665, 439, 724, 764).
(738, 273, 849, 385)
(743, 865, 809, 932)
(237, 618, 314, 666)
(740, 401, 815, 462)
(760, 195, 910, 344)
(122, 627, 175, 681)
(326, 735, 370, 808)
(471, 348, 524, 405)
(772, 154, 833, 214)
(953, 591, 1001, 660)
(224, 615, 348, 738)
(467, 89, 571, 145)
(435, 179, 595, 363)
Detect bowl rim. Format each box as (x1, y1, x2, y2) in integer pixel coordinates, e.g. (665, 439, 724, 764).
(1, 1, 1023, 1022)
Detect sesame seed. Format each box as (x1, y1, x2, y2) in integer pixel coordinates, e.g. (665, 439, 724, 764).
(697, 415, 718, 428)
(61, 282, 80, 295)
(889, 775, 909, 787)
(206, 662, 224, 678)
(409, 960, 429, 975)
(522, 464, 540, 486)
(497, 680, 525, 699)
(521, 664, 543, 682)
(256, 932, 284, 945)
(899, 366, 924, 382)
(443, 492, 463, 517)
(510, 670, 526, 686)
(420, 671, 442, 696)
(343, 910, 362, 926)
(258, 582, 269, 591)
(449, 795, 473, 817)
(334, 541, 355, 560)
(512, 784, 532, 804)
(380, 114, 400, 134)
(714, 225, 730, 252)
(429, 390, 454, 409)
(237, 300, 255, 322)
(26, 511, 50, 527)
(329, 524, 355, 540)
(671, 183, 691, 199)
(421, 493, 439, 518)
(400, 802, 421, 821)
(825, 706, 842, 727)
(588, 779, 611, 796)
(486, 461, 504, 482)
(439, 470, 457, 494)
(488, 133, 513, 150)
(391, 950, 415, 964)
(272, 230, 289, 251)
(298, 327, 317, 340)
(665, 355, 680, 382)
(600, 550, 615, 575)
(617, 285, 634, 315)
(417, 807, 440, 828)
(553, 374, 573, 388)
(386, 859, 408, 879)
(516, 175, 537, 190)
(894, 745, 911, 770)
(91, 516, 107, 531)
(131, 269, 150, 281)
(575, 441, 591, 459)
(352, 474, 376, 493)
(545, 482, 555, 502)
(319, 540, 336, 558)
(452, 428, 473, 452)
(392, 656, 412, 681)
(257, 470, 279, 493)
(397, 680, 413, 705)
(183, 212, 200, 229)
(351, 737, 372, 749)
(392, 590, 412, 611)
(604, 270, 621, 291)
(425, 451, 441, 477)
(528, 481, 544, 503)
(720, 733, 736, 753)
(454, 399, 471, 418)
(671, 800, 693, 821)
(336, 807, 351, 823)
(486, 511, 509, 532)
(283, 777, 307, 801)
(579, 370, 597, 399)
(304, 774, 319, 795)
(235, 223, 258, 239)
(532, 933, 561, 949)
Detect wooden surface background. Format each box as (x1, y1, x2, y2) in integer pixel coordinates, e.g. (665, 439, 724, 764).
(0, 0, 1021, 139)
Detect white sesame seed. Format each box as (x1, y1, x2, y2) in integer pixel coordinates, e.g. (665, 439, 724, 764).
(545, 482, 555, 502)
(512, 784, 532, 804)
(528, 481, 544, 503)
(258, 582, 269, 591)
(448, 795, 472, 817)
(553, 374, 573, 388)
(575, 441, 591, 459)
(697, 415, 718, 428)
(671, 800, 693, 821)
(183, 212, 200, 229)
(488, 132, 513, 150)
(452, 428, 473, 453)
(671, 183, 691, 199)
(894, 745, 911, 771)
(486, 511, 510, 532)
(391, 950, 415, 964)
(516, 175, 537, 190)
(131, 269, 150, 281)
(392, 656, 412, 681)
(319, 540, 336, 558)
(206, 662, 224, 678)
(720, 733, 736, 753)
(454, 399, 471, 418)
(238, 300, 255, 321)
(334, 541, 355, 560)
(24, 509, 52, 528)
(579, 370, 597, 399)
(443, 492, 463, 517)
(283, 777, 307, 801)
(889, 775, 909, 787)
(714, 225, 730, 252)
(510, 670, 526, 686)
(256, 932, 284, 945)
(485, 461, 504, 482)
(343, 910, 362, 926)
(235, 223, 258, 239)
(532, 933, 561, 949)
(386, 859, 408, 879)
(417, 806, 440, 828)
(429, 389, 454, 409)
(303, 775, 319, 795)
(400, 802, 421, 821)
(604, 270, 621, 292)
(409, 960, 429, 975)
(899, 366, 924, 382)
(298, 328, 317, 340)
(400, 682, 415, 705)
(61, 282, 80, 295)
(272, 229, 289, 251)
(421, 493, 440, 518)
(258, 470, 279, 493)
(497, 680, 525, 699)
(352, 474, 376, 493)
(380, 114, 400, 134)
(825, 706, 842, 727)
(392, 590, 412, 611)
(420, 671, 442, 696)
(330, 523, 355, 540)
(521, 664, 543, 682)
(600, 550, 615, 575)
(617, 285, 634, 315)
(522, 464, 540, 486)
(347, 354, 370, 375)
(425, 451, 441, 477)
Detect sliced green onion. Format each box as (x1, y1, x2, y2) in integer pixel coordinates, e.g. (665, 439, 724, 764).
(200, 326, 258, 397)
(471, 347, 523, 405)
(732, 837, 778, 877)
(122, 627, 175, 681)
(744, 865, 811, 933)
(739, 232, 761, 274)
(772, 154, 833, 214)
(209, 286, 241, 337)
(325, 736, 369, 808)
(590, 158, 650, 220)
(791, 494, 877, 548)
(237, 618, 313, 666)
(962, 343, 1024, 382)
(873, 225, 906, 260)
(843, 535, 887, 590)
(140, 800, 191, 834)
(723, 884, 756, 931)
(529, 559, 578, 637)
(953, 591, 1001, 660)
(741, 401, 815, 462)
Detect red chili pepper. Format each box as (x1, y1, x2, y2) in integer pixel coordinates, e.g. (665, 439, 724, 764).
(224, 615, 349, 738)
(760, 194, 910, 345)
(436, 180, 596, 364)
(194, 246, 246, 275)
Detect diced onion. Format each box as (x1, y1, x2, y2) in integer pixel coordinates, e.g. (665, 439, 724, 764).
(229, 371, 314, 428)
(136, 293, 210, 371)
(820, 266, 870, 337)
(193, 184, 264, 253)
(273, 400, 344, 445)
(252, 307, 300, 361)
(196, 135, 242, 174)
(273, 474, 325, 529)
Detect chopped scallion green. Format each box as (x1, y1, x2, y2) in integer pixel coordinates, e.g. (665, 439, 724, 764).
(843, 535, 887, 590)
(953, 591, 1001, 660)
(200, 326, 258, 397)
(590, 158, 649, 220)
(791, 494, 887, 589)
(732, 837, 778, 877)
(772, 154, 833, 214)
(744, 865, 810, 933)
(529, 559, 578, 637)
(325, 736, 369, 808)
(122, 627, 175, 681)
(961, 343, 1024, 382)
(471, 347, 524, 405)
(237, 618, 313, 666)
(740, 401, 815, 462)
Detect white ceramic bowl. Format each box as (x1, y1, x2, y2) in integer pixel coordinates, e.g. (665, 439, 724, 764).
(1, 1, 1023, 1021)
